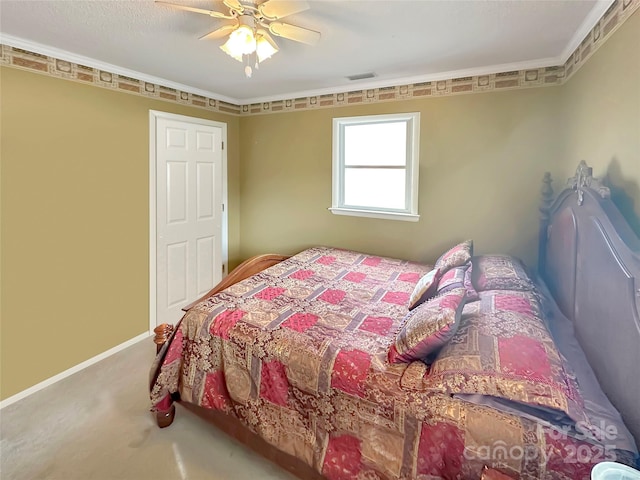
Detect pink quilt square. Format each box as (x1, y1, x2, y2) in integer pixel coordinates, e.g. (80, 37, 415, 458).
(255, 286, 286, 301)
(417, 422, 464, 477)
(282, 312, 319, 332)
(494, 294, 534, 315)
(317, 255, 336, 265)
(210, 310, 245, 339)
(331, 349, 371, 397)
(382, 291, 410, 305)
(344, 272, 366, 283)
(544, 430, 594, 479)
(359, 316, 393, 335)
(260, 360, 289, 406)
(398, 272, 421, 283)
(440, 268, 458, 283)
(163, 329, 183, 365)
(320, 289, 346, 305)
(362, 256, 381, 267)
(498, 335, 552, 381)
(201, 371, 231, 410)
(323, 434, 363, 480)
(290, 269, 314, 281)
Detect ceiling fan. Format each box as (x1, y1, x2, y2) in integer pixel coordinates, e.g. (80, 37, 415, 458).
(157, 0, 321, 77)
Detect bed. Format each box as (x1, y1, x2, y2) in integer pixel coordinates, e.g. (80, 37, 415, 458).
(149, 161, 640, 479)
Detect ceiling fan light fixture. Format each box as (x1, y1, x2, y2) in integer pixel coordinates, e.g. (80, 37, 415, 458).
(256, 35, 278, 62)
(220, 41, 243, 62)
(160, 0, 319, 78)
(220, 23, 256, 60)
(220, 16, 279, 75)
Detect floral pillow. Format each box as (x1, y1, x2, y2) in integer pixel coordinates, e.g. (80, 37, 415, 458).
(434, 240, 473, 274)
(389, 287, 467, 364)
(471, 255, 535, 292)
(408, 267, 441, 310)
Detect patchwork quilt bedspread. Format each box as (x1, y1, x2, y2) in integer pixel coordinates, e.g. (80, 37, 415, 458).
(150, 247, 629, 479)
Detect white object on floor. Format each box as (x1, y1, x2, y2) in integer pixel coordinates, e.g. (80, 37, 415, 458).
(592, 462, 640, 480)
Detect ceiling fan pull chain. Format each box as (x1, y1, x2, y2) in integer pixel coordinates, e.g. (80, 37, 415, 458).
(243, 55, 252, 78)
(254, 33, 260, 70)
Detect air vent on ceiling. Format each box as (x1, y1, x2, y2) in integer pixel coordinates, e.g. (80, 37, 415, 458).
(346, 72, 376, 81)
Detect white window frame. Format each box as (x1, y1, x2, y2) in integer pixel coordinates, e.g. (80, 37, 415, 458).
(330, 112, 420, 222)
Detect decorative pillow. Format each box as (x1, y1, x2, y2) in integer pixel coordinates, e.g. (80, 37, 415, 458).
(436, 265, 467, 293)
(472, 255, 535, 292)
(389, 288, 467, 364)
(425, 302, 589, 425)
(434, 240, 473, 273)
(463, 263, 480, 301)
(437, 263, 480, 302)
(408, 267, 441, 310)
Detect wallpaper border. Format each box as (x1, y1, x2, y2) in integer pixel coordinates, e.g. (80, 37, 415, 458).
(1, 0, 637, 117)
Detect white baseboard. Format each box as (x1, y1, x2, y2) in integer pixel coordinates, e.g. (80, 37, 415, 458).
(0, 331, 151, 410)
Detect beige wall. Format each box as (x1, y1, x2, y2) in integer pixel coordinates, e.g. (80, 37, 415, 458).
(559, 10, 640, 235)
(0, 67, 240, 400)
(239, 88, 563, 267)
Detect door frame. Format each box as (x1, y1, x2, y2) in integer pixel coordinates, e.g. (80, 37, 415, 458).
(149, 110, 228, 334)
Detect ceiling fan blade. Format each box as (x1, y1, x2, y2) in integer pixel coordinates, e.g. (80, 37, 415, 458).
(258, 0, 310, 20)
(199, 23, 238, 40)
(268, 21, 320, 46)
(155, 1, 232, 19)
(223, 0, 244, 13)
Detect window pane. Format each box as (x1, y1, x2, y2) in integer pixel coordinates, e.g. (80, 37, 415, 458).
(344, 122, 406, 166)
(344, 168, 406, 210)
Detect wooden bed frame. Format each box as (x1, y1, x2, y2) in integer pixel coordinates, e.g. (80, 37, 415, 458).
(153, 253, 291, 353)
(538, 161, 640, 446)
(152, 161, 640, 477)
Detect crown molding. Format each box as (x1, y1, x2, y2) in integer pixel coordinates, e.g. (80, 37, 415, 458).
(2, 30, 561, 107)
(560, 0, 615, 62)
(240, 56, 562, 105)
(0, 33, 241, 105)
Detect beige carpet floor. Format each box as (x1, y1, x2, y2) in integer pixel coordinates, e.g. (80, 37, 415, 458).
(0, 338, 296, 480)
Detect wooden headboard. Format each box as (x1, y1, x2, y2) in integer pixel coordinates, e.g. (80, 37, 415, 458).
(538, 161, 640, 447)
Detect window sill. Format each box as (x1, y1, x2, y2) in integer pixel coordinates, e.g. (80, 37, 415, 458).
(328, 207, 420, 222)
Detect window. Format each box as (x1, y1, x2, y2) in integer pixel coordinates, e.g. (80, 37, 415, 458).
(330, 112, 420, 221)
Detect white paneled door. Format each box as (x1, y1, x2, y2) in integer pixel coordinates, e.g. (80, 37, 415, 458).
(153, 113, 225, 327)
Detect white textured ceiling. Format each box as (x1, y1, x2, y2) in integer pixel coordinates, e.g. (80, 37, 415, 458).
(0, 0, 611, 104)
